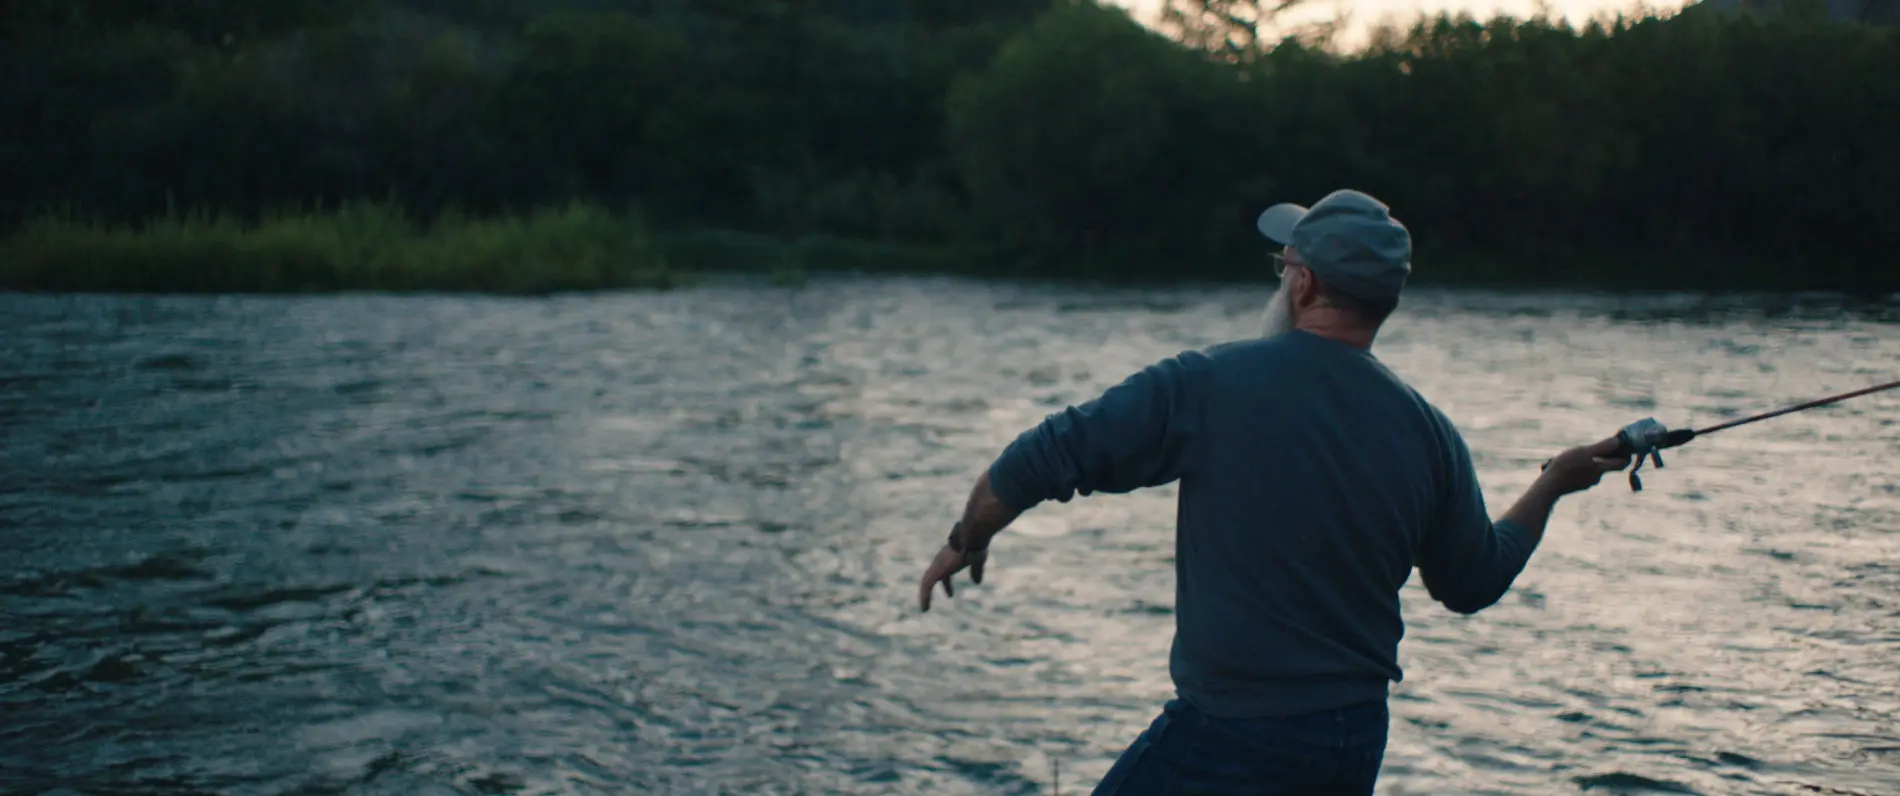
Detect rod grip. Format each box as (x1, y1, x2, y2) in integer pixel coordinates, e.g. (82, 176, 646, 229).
(1541, 430, 1638, 471)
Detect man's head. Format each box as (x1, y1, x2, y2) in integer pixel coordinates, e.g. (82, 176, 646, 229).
(1254, 189, 1412, 339)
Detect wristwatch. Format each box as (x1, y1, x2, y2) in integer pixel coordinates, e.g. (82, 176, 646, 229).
(946, 521, 987, 554)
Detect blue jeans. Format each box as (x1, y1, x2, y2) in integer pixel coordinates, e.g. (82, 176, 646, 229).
(1091, 697, 1389, 795)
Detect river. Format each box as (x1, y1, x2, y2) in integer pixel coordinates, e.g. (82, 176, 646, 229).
(4, 277, 1899, 795)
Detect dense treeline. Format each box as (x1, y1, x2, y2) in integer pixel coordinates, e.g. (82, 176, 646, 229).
(2, 0, 1897, 292)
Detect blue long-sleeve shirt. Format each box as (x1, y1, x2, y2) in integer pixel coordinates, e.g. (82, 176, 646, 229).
(987, 330, 1538, 718)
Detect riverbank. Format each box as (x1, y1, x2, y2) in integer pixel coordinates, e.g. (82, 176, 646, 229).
(0, 204, 983, 295)
(0, 203, 676, 295)
(1, 203, 1891, 296)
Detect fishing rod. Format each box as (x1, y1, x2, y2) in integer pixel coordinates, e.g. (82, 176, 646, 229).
(1548, 378, 1900, 491)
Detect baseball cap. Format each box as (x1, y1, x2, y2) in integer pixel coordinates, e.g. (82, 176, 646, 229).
(1255, 189, 1412, 301)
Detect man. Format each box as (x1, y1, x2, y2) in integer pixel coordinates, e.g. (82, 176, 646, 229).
(916, 189, 1632, 794)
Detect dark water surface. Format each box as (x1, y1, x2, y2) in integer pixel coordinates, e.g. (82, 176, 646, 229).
(4, 278, 1899, 795)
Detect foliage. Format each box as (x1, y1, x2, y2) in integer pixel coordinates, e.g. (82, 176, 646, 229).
(1, 0, 1897, 292)
(0, 203, 672, 293)
(1160, 0, 1320, 61)
(947, 2, 1272, 276)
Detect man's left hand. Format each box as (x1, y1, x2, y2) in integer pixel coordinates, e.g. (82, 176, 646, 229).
(918, 544, 986, 612)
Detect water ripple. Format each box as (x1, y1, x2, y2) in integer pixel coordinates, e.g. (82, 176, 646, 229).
(2, 281, 1899, 794)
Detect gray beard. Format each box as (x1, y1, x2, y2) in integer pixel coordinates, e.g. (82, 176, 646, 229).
(1259, 278, 1295, 339)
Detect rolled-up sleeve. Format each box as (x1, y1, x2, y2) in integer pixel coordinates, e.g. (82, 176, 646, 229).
(987, 353, 1205, 511)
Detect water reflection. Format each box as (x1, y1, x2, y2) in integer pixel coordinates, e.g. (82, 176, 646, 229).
(2, 279, 1897, 795)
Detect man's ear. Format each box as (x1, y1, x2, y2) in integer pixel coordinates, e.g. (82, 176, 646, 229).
(1290, 267, 1323, 310)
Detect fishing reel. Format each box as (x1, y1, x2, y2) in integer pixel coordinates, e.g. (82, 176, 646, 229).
(1545, 417, 1697, 491)
(1613, 418, 1698, 491)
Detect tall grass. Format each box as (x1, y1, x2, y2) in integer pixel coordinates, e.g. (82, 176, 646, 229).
(0, 202, 678, 294)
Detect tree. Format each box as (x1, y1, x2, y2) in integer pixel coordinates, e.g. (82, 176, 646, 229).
(1159, 0, 1308, 61)
(947, 2, 1271, 271)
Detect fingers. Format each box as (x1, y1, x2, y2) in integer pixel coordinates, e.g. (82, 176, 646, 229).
(919, 570, 955, 612)
(919, 552, 948, 612)
(918, 548, 963, 612)
(919, 573, 954, 612)
(1593, 455, 1633, 472)
(1583, 434, 1626, 457)
(919, 547, 991, 613)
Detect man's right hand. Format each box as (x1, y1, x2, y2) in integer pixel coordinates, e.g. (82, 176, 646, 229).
(1538, 435, 1634, 495)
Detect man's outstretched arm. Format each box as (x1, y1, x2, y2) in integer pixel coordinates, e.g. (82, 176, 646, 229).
(917, 354, 1205, 612)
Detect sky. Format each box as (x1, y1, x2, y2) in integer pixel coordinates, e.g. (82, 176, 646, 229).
(1111, 0, 1697, 48)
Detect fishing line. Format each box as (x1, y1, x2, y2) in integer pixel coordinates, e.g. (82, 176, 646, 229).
(1549, 378, 1900, 491)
